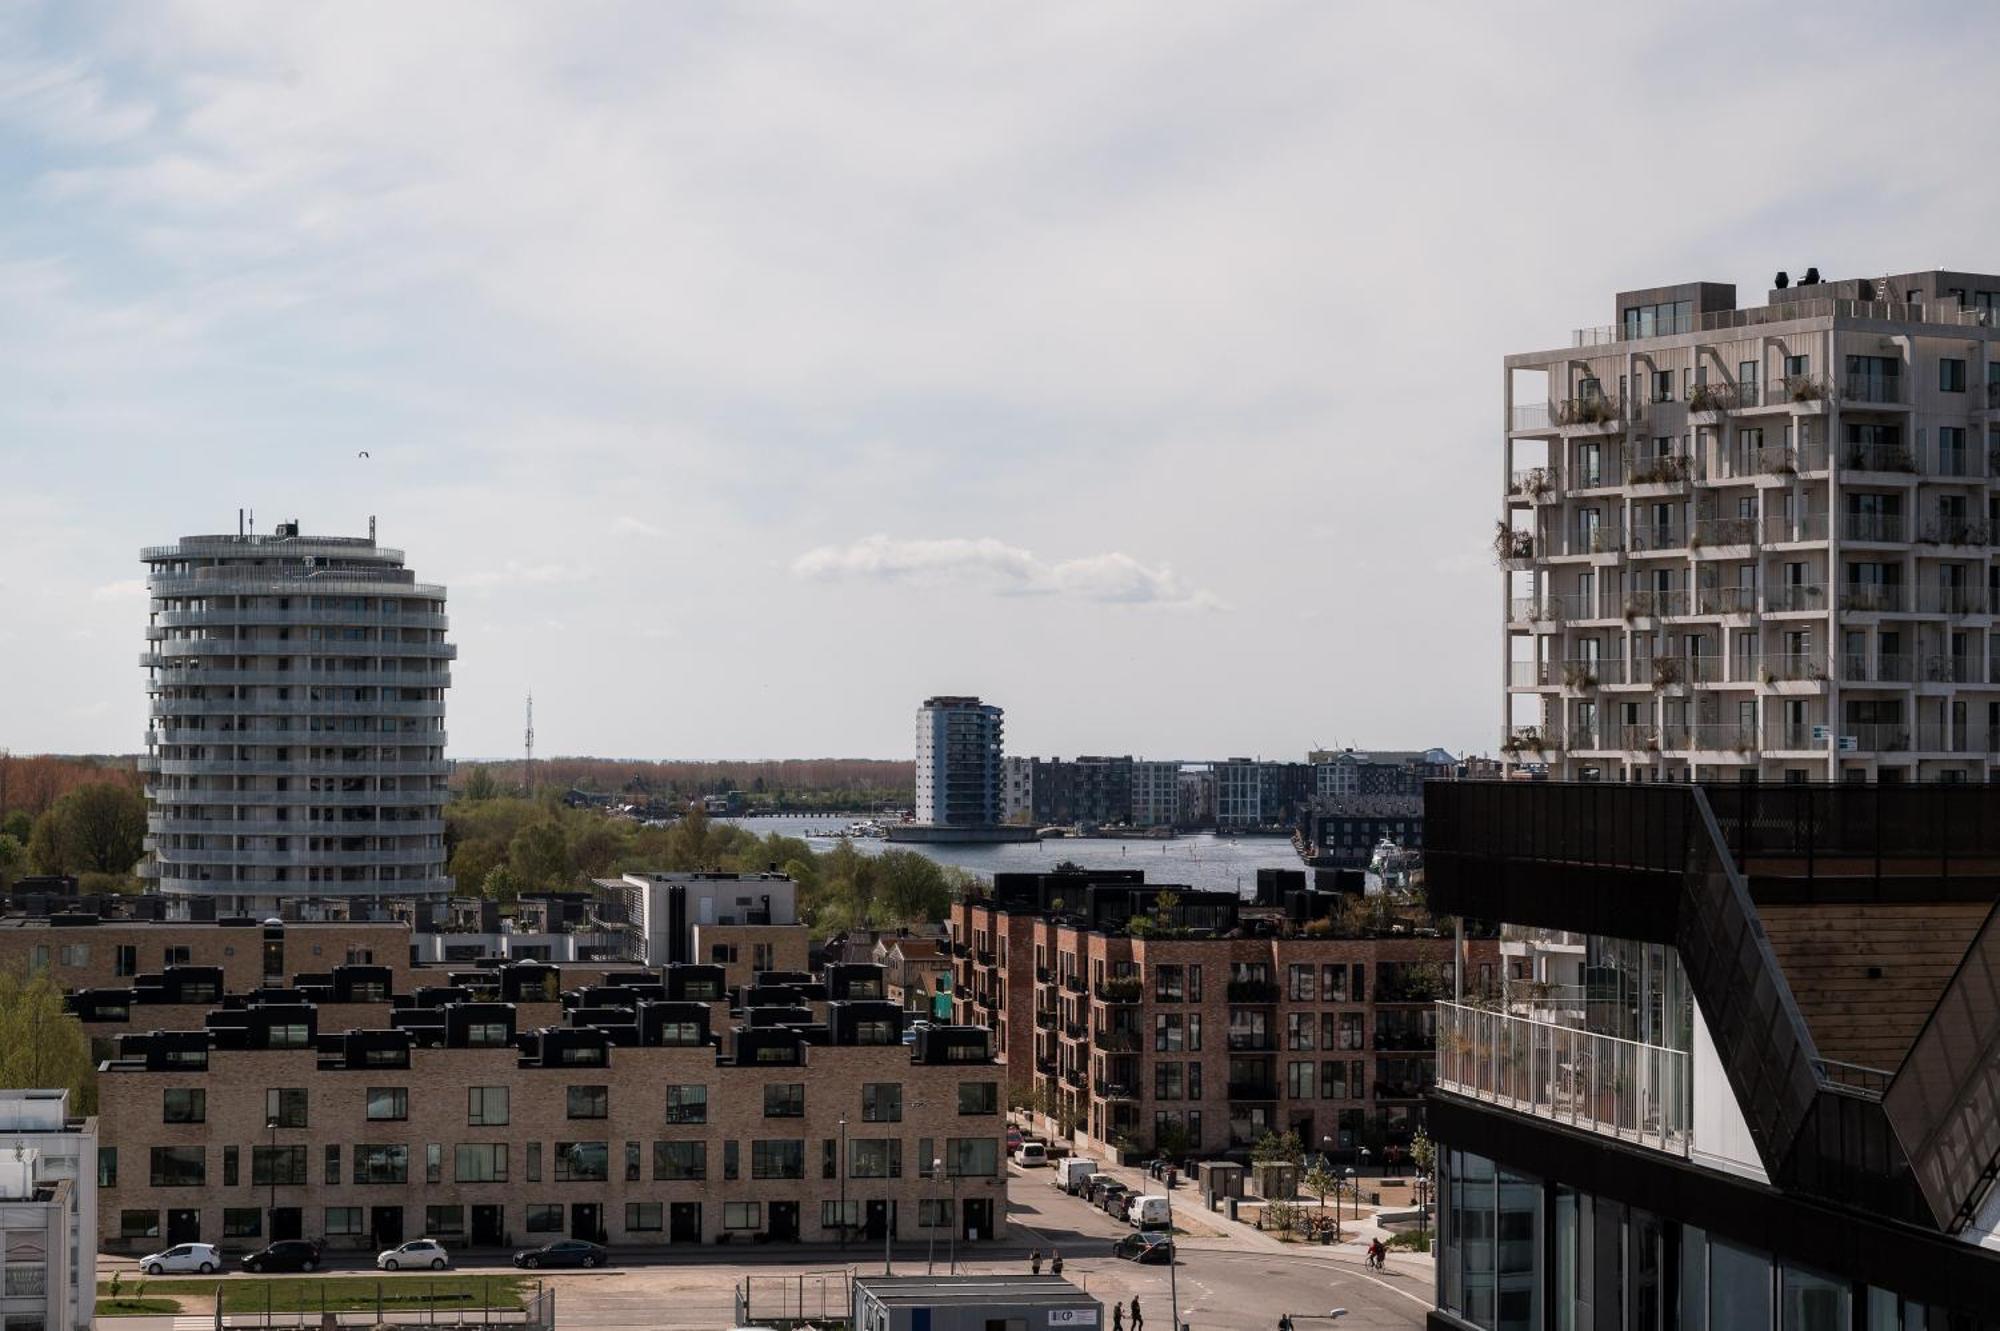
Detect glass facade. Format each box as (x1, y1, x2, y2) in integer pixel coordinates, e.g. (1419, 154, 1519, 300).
(1438, 1149, 1540, 1330)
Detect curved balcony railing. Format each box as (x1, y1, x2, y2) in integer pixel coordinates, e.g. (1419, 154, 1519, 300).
(147, 873, 455, 898)
(148, 572, 441, 596)
(149, 698, 446, 717)
(152, 609, 448, 630)
(149, 813, 445, 836)
(149, 846, 445, 868)
(143, 759, 450, 778)
(146, 639, 458, 660)
(146, 669, 452, 689)
(143, 535, 404, 560)
(146, 787, 446, 807)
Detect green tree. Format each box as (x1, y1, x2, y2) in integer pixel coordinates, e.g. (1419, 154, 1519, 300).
(1303, 1157, 1341, 1228)
(0, 968, 96, 1113)
(0, 834, 25, 891)
(26, 783, 145, 876)
(1252, 1129, 1304, 1166)
(461, 766, 499, 801)
(1, 811, 30, 843)
(508, 822, 570, 890)
(482, 864, 525, 905)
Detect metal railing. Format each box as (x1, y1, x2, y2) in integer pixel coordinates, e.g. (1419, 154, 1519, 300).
(1840, 442, 1918, 473)
(1556, 395, 1630, 428)
(1691, 516, 1757, 548)
(1837, 584, 1907, 613)
(1626, 451, 1693, 485)
(1762, 512, 1829, 543)
(1696, 585, 1758, 615)
(1842, 512, 1908, 542)
(1843, 374, 1905, 406)
(1509, 466, 1559, 500)
(1840, 651, 1913, 682)
(1620, 590, 1688, 619)
(1765, 582, 1828, 613)
(1511, 403, 1555, 432)
(1916, 519, 1989, 547)
(1763, 652, 1830, 683)
(1436, 1001, 1689, 1156)
(1629, 521, 1687, 553)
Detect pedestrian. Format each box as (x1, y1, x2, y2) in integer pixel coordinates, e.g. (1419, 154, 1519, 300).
(1113, 1304, 1124, 1331)
(1050, 1250, 1064, 1277)
(1031, 1249, 1043, 1275)
(1132, 1297, 1144, 1331)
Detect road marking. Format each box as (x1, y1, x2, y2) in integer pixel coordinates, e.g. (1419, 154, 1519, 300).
(1341, 1267, 1431, 1309)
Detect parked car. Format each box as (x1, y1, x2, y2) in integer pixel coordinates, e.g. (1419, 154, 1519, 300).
(1113, 1232, 1176, 1265)
(1100, 1183, 1133, 1217)
(242, 1239, 322, 1273)
(1126, 1194, 1172, 1230)
(1084, 1173, 1117, 1203)
(513, 1239, 610, 1270)
(139, 1243, 222, 1276)
(1014, 1141, 1048, 1168)
(377, 1239, 450, 1270)
(1005, 1128, 1025, 1152)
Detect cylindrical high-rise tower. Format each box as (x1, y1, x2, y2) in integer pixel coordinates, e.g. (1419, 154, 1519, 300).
(138, 519, 454, 912)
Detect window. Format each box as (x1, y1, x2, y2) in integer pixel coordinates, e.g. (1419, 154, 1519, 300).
(919, 1199, 956, 1229)
(1784, 354, 1810, 380)
(1651, 370, 1673, 403)
(464, 1021, 510, 1047)
(567, 1085, 609, 1119)
(957, 1081, 998, 1115)
(266, 1088, 308, 1128)
(252, 1146, 306, 1186)
(723, 1140, 739, 1180)
(1288, 1060, 1315, 1098)
(723, 1202, 762, 1231)
(425, 1206, 465, 1237)
(1941, 358, 1967, 392)
(666, 1085, 708, 1124)
(468, 1086, 509, 1126)
(824, 1138, 839, 1181)
(850, 1139, 901, 1179)
(119, 1211, 159, 1240)
(224, 1208, 263, 1239)
(355, 1145, 408, 1185)
(1286, 1012, 1316, 1051)
(653, 1141, 706, 1181)
(554, 1142, 608, 1182)
(821, 1200, 862, 1232)
(226, 1145, 241, 1186)
(946, 1137, 999, 1177)
(763, 1083, 805, 1117)
(862, 1083, 903, 1122)
(325, 1207, 362, 1237)
(752, 1139, 805, 1180)
(365, 1087, 408, 1121)
(656, 1020, 703, 1046)
(918, 1138, 935, 1177)
(455, 1144, 508, 1183)
(1287, 964, 1315, 1002)
(325, 1144, 341, 1185)
(163, 1088, 206, 1124)
(58, 943, 87, 967)
(1154, 1013, 1185, 1052)
(526, 1204, 563, 1234)
(97, 1148, 116, 1188)
(1154, 964, 1184, 1002)
(1154, 1063, 1183, 1101)
(1187, 964, 1203, 1002)
(1320, 1060, 1350, 1100)
(267, 1023, 310, 1049)
(527, 1142, 541, 1181)
(149, 1146, 204, 1187)
(1322, 965, 1347, 1002)
(625, 1202, 663, 1233)
(625, 1141, 641, 1182)
(115, 945, 137, 977)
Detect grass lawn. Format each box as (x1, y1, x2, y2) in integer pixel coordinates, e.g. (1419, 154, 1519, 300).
(95, 1296, 183, 1317)
(100, 1274, 530, 1316)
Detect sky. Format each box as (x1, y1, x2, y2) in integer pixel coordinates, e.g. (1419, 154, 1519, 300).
(6, 2, 2000, 763)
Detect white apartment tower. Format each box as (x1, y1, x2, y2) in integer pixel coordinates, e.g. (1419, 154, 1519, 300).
(1502, 270, 2000, 780)
(913, 696, 1003, 826)
(139, 520, 454, 911)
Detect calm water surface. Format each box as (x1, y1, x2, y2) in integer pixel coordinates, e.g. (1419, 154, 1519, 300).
(720, 815, 1307, 897)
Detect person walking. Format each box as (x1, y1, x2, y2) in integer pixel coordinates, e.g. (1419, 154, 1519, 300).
(1131, 1297, 1144, 1331)
(1050, 1250, 1064, 1277)
(1112, 1304, 1124, 1331)
(1030, 1249, 1043, 1276)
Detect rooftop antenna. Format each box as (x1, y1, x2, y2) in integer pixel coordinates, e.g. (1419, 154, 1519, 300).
(248, 508, 254, 536)
(369, 515, 376, 543)
(238, 508, 244, 537)
(524, 692, 535, 799)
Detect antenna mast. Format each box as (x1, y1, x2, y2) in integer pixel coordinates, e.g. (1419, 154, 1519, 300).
(524, 692, 535, 798)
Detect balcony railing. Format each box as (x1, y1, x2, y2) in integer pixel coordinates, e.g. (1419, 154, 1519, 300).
(1555, 394, 1628, 428)
(1094, 1029, 1142, 1053)
(1435, 1001, 1689, 1157)
(1761, 512, 1829, 543)
(1920, 654, 1977, 684)
(1916, 519, 1989, 547)
(1510, 660, 1552, 687)
(1696, 585, 1758, 616)
(1690, 517, 1758, 550)
(1841, 512, 1907, 542)
(1769, 724, 1824, 751)
(1628, 522, 1687, 553)
(1226, 979, 1280, 1003)
(1502, 725, 1562, 755)
(1511, 403, 1555, 432)
(1626, 452, 1693, 486)
(1841, 652, 1913, 683)
(1841, 442, 1917, 473)
(1225, 1080, 1279, 1100)
(1846, 722, 1912, 752)
(1837, 584, 1907, 614)
(1763, 652, 1830, 684)
(1764, 582, 1828, 613)
(1621, 590, 1688, 619)
(1774, 373, 1836, 405)
(1661, 724, 1760, 755)
(1094, 977, 1143, 1004)
(1842, 374, 1905, 406)
(1915, 724, 1979, 754)
(1509, 466, 1559, 501)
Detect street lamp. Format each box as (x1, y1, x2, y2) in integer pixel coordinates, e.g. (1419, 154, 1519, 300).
(948, 1161, 960, 1275)
(928, 1157, 943, 1274)
(265, 1116, 278, 1237)
(838, 1117, 849, 1251)
(1344, 1167, 1357, 1223)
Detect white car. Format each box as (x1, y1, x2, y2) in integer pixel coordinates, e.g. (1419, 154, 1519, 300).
(139, 1242, 222, 1275)
(1014, 1141, 1048, 1167)
(377, 1239, 450, 1271)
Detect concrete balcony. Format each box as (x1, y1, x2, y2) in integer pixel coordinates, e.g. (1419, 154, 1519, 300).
(149, 846, 445, 868)
(147, 639, 458, 660)
(146, 668, 452, 689)
(149, 698, 446, 718)
(147, 574, 447, 599)
(1764, 582, 1829, 614)
(151, 610, 450, 630)
(149, 873, 454, 900)
(143, 758, 450, 778)
(1839, 443, 1918, 475)
(148, 814, 445, 837)
(146, 787, 447, 807)
(1435, 1000, 1689, 1157)
(1761, 512, 1830, 544)
(1689, 516, 1757, 551)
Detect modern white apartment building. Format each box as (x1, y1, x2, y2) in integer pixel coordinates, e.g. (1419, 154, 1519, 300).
(0, 1090, 97, 1331)
(913, 696, 1004, 826)
(1502, 269, 2000, 780)
(999, 756, 1035, 824)
(1128, 760, 1182, 828)
(139, 520, 453, 910)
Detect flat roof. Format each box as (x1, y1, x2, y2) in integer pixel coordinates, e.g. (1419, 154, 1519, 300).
(854, 1275, 1094, 1308)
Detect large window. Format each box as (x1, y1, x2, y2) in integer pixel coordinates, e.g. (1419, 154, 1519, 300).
(724, 1202, 762, 1231)
(1439, 1149, 1540, 1331)
(849, 1139, 901, 1179)
(119, 1211, 159, 1240)
(566, 1085, 609, 1119)
(148, 1146, 204, 1187)
(957, 1081, 997, 1115)
(469, 1086, 509, 1126)
(455, 1144, 508, 1183)
(266, 1088, 308, 1128)
(666, 1085, 708, 1124)
(654, 1141, 706, 1181)
(252, 1145, 307, 1186)
(626, 1203, 663, 1233)
(325, 1207, 362, 1237)
(752, 1139, 805, 1180)
(426, 1206, 465, 1237)
(162, 1089, 205, 1124)
(764, 1083, 805, 1118)
(862, 1083, 902, 1122)
(946, 1137, 998, 1177)
(365, 1087, 408, 1121)
(554, 1142, 608, 1182)
(526, 1204, 563, 1233)
(354, 1145, 408, 1185)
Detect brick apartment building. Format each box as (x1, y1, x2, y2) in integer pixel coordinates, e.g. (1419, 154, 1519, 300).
(92, 960, 1007, 1254)
(949, 868, 1496, 1161)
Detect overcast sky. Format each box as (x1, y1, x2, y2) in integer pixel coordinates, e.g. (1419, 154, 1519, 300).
(5, 2, 1999, 763)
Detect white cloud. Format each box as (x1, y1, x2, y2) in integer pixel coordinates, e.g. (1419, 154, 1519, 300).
(791, 535, 1223, 610)
(89, 578, 147, 603)
(610, 515, 664, 538)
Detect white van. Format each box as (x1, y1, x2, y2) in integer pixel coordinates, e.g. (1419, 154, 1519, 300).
(1126, 1194, 1172, 1230)
(1014, 1141, 1049, 1168)
(1055, 1157, 1098, 1193)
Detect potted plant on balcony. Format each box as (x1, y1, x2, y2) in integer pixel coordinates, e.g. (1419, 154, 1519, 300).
(1651, 657, 1684, 687)
(1561, 661, 1598, 690)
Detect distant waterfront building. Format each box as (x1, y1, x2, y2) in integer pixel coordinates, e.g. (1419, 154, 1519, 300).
(139, 520, 453, 913)
(1000, 756, 1035, 824)
(1129, 760, 1182, 828)
(1176, 767, 1217, 829)
(1030, 756, 1132, 827)
(1311, 747, 1458, 799)
(1214, 759, 1312, 828)
(1300, 795, 1425, 868)
(913, 696, 1004, 826)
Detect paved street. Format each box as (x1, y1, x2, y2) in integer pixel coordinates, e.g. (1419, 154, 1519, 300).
(98, 1166, 1431, 1329)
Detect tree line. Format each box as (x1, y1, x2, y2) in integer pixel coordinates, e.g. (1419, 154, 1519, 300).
(453, 756, 914, 810)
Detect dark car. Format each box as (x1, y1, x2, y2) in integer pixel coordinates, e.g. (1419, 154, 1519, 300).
(513, 1239, 610, 1270)
(1113, 1232, 1175, 1265)
(242, 1239, 322, 1274)
(1100, 1184, 1132, 1217)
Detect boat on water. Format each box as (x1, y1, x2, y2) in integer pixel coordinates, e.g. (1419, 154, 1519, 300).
(1368, 836, 1421, 888)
